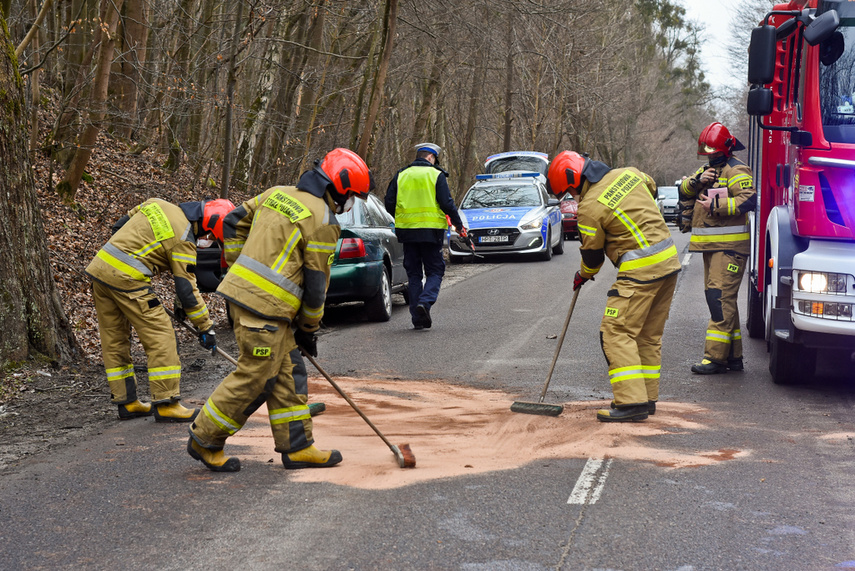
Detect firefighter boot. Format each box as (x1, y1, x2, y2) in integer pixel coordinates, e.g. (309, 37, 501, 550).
(691, 359, 728, 375)
(611, 400, 656, 415)
(187, 438, 241, 472)
(154, 402, 200, 423)
(597, 404, 649, 423)
(117, 399, 153, 420)
(281, 445, 343, 469)
(727, 358, 744, 372)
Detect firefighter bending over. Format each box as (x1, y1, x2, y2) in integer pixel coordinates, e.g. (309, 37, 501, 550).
(86, 198, 234, 422)
(187, 149, 371, 472)
(548, 152, 681, 422)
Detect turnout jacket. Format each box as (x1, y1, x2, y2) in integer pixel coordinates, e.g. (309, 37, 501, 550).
(384, 157, 463, 244)
(85, 198, 213, 332)
(577, 167, 681, 283)
(679, 156, 756, 255)
(217, 171, 340, 332)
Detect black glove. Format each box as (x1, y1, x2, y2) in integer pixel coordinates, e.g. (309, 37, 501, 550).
(295, 329, 318, 358)
(173, 301, 187, 323)
(573, 271, 592, 291)
(198, 329, 217, 354)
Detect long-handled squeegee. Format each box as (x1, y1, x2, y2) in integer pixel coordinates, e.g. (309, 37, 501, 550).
(510, 287, 580, 416)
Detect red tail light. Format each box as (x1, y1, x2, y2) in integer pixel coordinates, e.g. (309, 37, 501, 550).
(338, 237, 366, 259)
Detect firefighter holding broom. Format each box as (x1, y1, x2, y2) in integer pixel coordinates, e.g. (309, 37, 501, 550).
(547, 152, 681, 422)
(86, 198, 234, 423)
(187, 149, 372, 472)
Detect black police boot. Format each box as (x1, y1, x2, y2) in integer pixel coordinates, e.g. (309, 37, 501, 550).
(597, 404, 649, 423)
(611, 400, 656, 415)
(727, 358, 744, 372)
(691, 359, 728, 375)
(416, 304, 432, 328)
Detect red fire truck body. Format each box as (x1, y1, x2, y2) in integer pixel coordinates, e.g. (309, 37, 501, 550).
(746, 0, 855, 383)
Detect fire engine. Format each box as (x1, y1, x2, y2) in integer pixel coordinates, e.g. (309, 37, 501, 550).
(746, 0, 855, 383)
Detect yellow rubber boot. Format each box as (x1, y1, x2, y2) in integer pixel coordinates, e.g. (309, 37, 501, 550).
(281, 445, 342, 469)
(187, 438, 241, 472)
(117, 399, 152, 420)
(153, 402, 199, 423)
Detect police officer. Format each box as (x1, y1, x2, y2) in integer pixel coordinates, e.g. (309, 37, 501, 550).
(86, 198, 234, 422)
(187, 149, 371, 472)
(548, 152, 681, 422)
(384, 143, 465, 329)
(679, 122, 757, 374)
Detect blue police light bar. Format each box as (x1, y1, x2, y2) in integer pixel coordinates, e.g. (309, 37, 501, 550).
(476, 172, 540, 180)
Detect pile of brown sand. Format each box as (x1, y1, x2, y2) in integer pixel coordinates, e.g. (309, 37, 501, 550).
(225, 378, 748, 489)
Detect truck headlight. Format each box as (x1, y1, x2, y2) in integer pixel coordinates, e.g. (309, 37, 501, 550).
(520, 217, 543, 231)
(797, 271, 848, 293)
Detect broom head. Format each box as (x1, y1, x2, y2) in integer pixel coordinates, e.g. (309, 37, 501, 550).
(510, 401, 564, 416)
(391, 444, 416, 468)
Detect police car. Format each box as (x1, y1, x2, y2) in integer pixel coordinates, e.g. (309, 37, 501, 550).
(447, 152, 563, 262)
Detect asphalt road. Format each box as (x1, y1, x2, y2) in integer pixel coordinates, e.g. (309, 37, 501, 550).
(3, 227, 855, 570)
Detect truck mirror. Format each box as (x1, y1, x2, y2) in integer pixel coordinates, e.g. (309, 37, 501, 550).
(791, 130, 813, 147)
(748, 25, 777, 85)
(747, 87, 774, 117)
(804, 10, 840, 46)
(776, 18, 798, 41)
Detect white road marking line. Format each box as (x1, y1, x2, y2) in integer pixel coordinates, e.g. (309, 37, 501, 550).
(567, 458, 613, 505)
(682, 253, 692, 266)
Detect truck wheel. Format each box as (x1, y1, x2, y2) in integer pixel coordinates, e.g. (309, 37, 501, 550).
(365, 268, 393, 322)
(769, 335, 817, 385)
(746, 284, 764, 339)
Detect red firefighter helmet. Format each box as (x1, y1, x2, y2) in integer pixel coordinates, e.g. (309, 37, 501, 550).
(202, 198, 235, 241)
(547, 151, 589, 197)
(697, 122, 745, 156)
(318, 148, 371, 199)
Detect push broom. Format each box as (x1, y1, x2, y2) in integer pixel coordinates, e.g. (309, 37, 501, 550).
(303, 352, 416, 469)
(510, 287, 580, 416)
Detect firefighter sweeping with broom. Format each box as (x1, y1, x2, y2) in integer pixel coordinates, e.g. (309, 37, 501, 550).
(547, 152, 681, 422)
(187, 149, 372, 472)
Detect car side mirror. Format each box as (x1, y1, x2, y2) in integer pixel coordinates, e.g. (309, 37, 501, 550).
(548, 198, 560, 207)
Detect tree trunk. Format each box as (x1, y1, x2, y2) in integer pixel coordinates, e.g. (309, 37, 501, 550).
(458, 42, 486, 194)
(57, 0, 124, 201)
(113, 0, 148, 140)
(0, 16, 78, 367)
(355, 0, 397, 160)
(502, 12, 514, 152)
(220, 0, 245, 196)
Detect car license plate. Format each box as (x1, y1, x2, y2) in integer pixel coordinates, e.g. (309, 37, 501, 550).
(479, 235, 507, 243)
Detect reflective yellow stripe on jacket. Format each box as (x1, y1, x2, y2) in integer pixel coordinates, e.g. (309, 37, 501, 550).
(690, 225, 750, 244)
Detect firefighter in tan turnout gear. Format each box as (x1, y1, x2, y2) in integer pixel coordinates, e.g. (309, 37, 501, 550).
(187, 148, 372, 473)
(86, 198, 235, 422)
(548, 152, 681, 422)
(678, 122, 757, 375)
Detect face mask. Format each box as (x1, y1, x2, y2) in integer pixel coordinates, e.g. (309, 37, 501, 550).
(336, 195, 356, 214)
(709, 154, 728, 167)
(197, 237, 214, 248)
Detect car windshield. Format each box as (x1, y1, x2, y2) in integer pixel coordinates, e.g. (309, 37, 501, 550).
(819, 9, 855, 143)
(485, 156, 548, 176)
(658, 186, 678, 199)
(461, 184, 542, 209)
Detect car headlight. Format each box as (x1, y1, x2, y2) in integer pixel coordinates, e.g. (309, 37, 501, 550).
(797, 271, 848, 293)
(519, 216, 543, 231)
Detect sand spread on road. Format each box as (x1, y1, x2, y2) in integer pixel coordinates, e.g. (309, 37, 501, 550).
(214, 377, 748, 490)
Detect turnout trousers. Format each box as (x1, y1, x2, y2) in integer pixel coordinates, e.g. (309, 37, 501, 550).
(599, 273, 678, 406)
(702, 251, 746, 364)
(92, 281, 182, 404)
(189, 304, 313, 454)
(403, 241, 446, 320)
